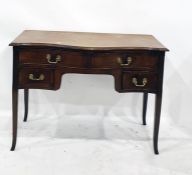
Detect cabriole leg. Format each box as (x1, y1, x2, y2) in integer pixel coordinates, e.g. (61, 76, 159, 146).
(142, 92, 148, 125)
(23, 89, 29, 122)
(11, 88, 18, 151)
(153, 92, 162, 155)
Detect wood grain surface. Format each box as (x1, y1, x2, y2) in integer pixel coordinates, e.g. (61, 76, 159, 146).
(10, 30, 168, 51)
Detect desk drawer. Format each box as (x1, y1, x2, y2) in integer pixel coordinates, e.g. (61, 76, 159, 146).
(92, 52, 158, 70)
(19, 68, 54, 89)
(122, 71, 157, 92)
(19, 49, 86, 67)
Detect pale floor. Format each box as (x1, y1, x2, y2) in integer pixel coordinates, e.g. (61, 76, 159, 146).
(0, 111, 191, 175)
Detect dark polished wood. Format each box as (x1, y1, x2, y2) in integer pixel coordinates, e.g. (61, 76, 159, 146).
(153, 92, 162, 154)
(153, 52, 165, 154)
(10, 30, 168, 154)
(11, 88, 18, 151)
(11, 47, 19, 151)
(23, 89, 29, 122)
(142, 93, 148, 125)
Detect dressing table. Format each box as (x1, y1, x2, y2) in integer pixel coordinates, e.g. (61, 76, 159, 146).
(10, 30, 168, 154)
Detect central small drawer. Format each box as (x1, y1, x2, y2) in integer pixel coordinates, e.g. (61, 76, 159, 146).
(92, 52, 159, 70)
(19, 49, 87, 68)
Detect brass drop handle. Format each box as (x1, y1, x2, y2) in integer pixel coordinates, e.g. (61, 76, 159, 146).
(46, 54, 61, 64)
(29, 74, 45, 81)
(117, 57, 132, 66)
(132, 77, 148, 87)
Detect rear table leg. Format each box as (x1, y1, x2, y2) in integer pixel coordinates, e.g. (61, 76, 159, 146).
(142, 92, 148, 125)
(23, 89, 29, 122)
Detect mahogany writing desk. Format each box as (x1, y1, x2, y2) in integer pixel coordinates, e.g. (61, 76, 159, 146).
(10, 30, 168, 154)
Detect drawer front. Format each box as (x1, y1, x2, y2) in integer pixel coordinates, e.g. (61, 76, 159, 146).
(19, 49, 86, 68)
(19, 68, 54, 89)
(122, 72, 158, 92)
(92, 52, 159, 70)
